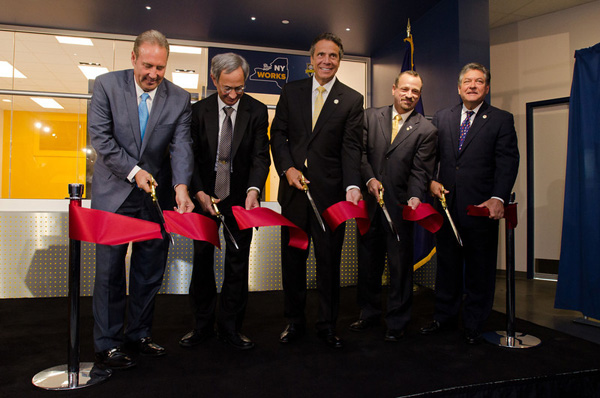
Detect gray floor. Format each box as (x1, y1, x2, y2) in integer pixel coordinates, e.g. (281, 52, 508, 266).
(493, 274, 600, 345)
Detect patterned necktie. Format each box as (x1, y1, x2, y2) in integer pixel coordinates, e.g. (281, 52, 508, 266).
(139, 92, 150, 142)
(391, 114, 401, 143)
(215, 106, 234, 200)
(458, 110, 475, 151)
(312, 86, 326, 130)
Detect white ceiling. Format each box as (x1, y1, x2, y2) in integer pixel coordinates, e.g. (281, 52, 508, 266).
(489, 0, 596, 28)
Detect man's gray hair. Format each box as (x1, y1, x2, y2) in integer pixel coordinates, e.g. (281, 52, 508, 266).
(211, 53, 250, 82)
(458, 62, 490, 85)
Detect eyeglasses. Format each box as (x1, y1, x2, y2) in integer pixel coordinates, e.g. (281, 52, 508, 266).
(221, 85, 245, 94)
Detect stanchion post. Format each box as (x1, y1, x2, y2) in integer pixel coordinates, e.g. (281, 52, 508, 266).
(32, 184, 111, 390)
(483, 192, 541, 348)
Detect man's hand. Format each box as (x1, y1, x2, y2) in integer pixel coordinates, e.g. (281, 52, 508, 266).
(407, 197, 421, 210)
(174, 184, 194, 214)
(429, 180, 448, 199)
(367, 178, 382, 198)
(285, 167, 306, 191)
(346, 187, 362, 205)
(134, 169, 156, 193)
(477, 198, 504, 220)
(196, 191, 217, 216)
(245, 189, 260, 210)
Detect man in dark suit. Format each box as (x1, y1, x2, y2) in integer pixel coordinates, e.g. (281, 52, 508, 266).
(270, 32, 364, 349)
(89, 30, 194, 368)
(349, 71, 437, 341)
(179, 53, 270, 350)
(420, 63, 519, 344)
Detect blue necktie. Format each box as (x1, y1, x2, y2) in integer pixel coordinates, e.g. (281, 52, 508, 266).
(139, 92, 150, 142)
(458, 110, 474, 151)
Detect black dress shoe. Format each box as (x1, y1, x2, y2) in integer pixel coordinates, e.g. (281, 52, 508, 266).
(317, 329, 343, 349)
(279, 324, 305, 344)
(95, 347, 136, 369)
(384, 329, 405, 342)
(179, 329, 214, 348)
(219, 332, 255, 350)
(419, 320, 442, 335)
(136, 337, 166, 356)
(349, 319, 374, 332)
(464, 330, 482, 345)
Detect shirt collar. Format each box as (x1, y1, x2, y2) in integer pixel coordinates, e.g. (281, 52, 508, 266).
(217, 95, 241, 113)
(134, 80, 158, 100)
(393, 107, 414, 122)
(462, 101, 483, 116)
(312, 76, 336, 93)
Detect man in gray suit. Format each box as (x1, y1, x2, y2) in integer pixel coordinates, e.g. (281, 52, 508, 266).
(349, 70, 437, 341)
(89, 30, 194, 369)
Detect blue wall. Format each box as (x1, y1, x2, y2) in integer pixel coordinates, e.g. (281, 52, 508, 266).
(371, 0, 489, 116)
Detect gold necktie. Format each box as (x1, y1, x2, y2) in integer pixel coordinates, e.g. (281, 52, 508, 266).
(391, 114, 401, 143)
(312, 86, 326, 130)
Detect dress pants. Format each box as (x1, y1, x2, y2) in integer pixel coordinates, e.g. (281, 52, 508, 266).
(281, 195, 345, 331)
(188, 199, 253, 335)
(93, 188, 169, 352)
(434, 215, 499, 332)
(357, 208, 414, 330)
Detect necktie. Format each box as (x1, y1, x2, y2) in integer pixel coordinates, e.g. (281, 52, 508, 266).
(458, 110, 475, 151)
(391, 114, 401, 143)
(139, 92, 150, 142)
(312, 86, 326, 130)
(215, 106, 234, 200)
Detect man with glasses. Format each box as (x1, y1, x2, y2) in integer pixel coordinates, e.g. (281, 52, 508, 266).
(179, 52, 270, 350)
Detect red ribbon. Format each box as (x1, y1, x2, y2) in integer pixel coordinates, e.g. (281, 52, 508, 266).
(232, 206, 309, 250)
(402, 203, 443, 233)
(69, 203, 162, 245)
(163, 211, 221, 248)
(466, 203, 518, 229)
(322, 200, 370, 235)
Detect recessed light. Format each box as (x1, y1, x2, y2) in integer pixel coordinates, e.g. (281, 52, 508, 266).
(282, 20, 290, 24)
(2, 99, 11, 103)
(251, 17, 256, 21)
(346, 28, 350, 31)
(78, 64, 109, 80)
(146, 6, 151, 10)
(0, 61, 26, 78)
(172, 71, 199, 89)
(31, 98, 64, 109)
(56, 36, 93, 46)
(170, 45, 202, 55)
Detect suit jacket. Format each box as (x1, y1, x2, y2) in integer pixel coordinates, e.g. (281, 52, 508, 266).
(189, 93, 270, 208)
(89, 69, 193, 213)
(361, 106, 437, 221)
(270, 77, 364, 213)
(432, 101, 519, 228)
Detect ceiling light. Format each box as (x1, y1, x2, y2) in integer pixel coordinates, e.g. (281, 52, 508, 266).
(346, 28, 351, 31)
(0, 61, 26, 78)
(170, 45, 202, 55)
(146, 5, 151, 10)
(31, 98, 64, 109)
(251, 17, 256, 21)
(172, 71, 199, 89)
(2, 99, 11, 103)
(282, 20, 290, 24)
(56, 36, 93, 46)
(78, 64, 109, 80)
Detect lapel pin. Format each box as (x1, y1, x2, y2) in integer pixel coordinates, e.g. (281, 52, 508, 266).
(406, 125, 412, 130)
(483, 115, 487, 119)
(334, 99, 339, 104)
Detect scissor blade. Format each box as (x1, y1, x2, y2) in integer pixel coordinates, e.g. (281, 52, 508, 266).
(380, 202, 401, 242)
(305, 189, 326, 232)
(219, 215, 240, 250)
(443, 207, 463, 246)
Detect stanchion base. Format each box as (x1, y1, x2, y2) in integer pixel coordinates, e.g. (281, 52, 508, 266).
(32, 362, 111, 390)
(483, 331, 541, 348)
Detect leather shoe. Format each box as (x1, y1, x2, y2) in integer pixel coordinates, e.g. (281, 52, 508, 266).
(384, 329, 404, 342)
(317, 329, 343, 349)
(349, 318, 374, 332)
(179, 329, 214, 348)
(136, 337, 166, 356)
(419, 320, 442, 335)
(464, 330, 482, 345)
(219, 332, 255, 350)
(279, 324, 305, 344)
(95, 347, 136, 369)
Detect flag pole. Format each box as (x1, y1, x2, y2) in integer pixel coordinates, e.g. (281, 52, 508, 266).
(32, 184, 111, 389)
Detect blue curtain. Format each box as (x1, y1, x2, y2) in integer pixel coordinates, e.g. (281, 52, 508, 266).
(554, 43, 600, 319)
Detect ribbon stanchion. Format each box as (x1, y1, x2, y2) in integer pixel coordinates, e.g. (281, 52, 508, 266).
(32, 184, 111, 390)
(322, 200, 370, 235)
(475, 194, 541, 348)
(232, 206, 309, 250)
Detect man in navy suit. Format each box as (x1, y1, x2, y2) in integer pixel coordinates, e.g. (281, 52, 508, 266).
(270, 32, 364, 349)
(89, 30, 194, 368)
(420, 63, 519, 344)
(179, 53, 270, 350)
(349, 71, 437, 341)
